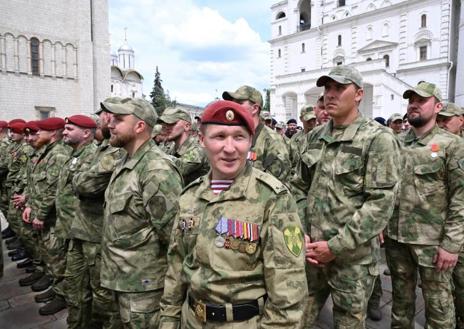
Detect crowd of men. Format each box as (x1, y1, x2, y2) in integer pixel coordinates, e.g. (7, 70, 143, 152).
(0, 64, 464, 329)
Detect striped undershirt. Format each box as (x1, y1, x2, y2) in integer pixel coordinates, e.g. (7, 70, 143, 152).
(210, 180, 234, 195)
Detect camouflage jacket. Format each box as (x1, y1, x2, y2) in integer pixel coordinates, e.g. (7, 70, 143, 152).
(387, 126, 464, 253)
(172, 135, 209, 186)
(5, 142, 33, 194)
(289, 130, 308, 169)
(159, 164, 307, 329)
(0, 137, 11, 178)
(28, 141, 71, 227)
(292, 115, 400, 265)
(55, 142, 97, 240)
(249, 123, 291, 182)
(101, 140, 183, 292)
(72, 139, 124, 242)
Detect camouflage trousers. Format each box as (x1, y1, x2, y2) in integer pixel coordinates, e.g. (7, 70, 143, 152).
(38, 227, 68, 297)
(65, 239, 122, 329)
(115, 289, 163, 329)
(19, 221, 39, 261)
(367, 276, 382, 309)
(303, 261, 376, 329)
(7, 200, 23, 235)
(454, 252, 464, 329)
(177, 296, 262, 329)
(385, 238, 455, 329)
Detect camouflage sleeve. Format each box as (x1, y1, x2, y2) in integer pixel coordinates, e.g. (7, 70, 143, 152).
(32, 153, 68, 222)
(159, 214, 187, 329)
(263, 135, 291, 182)
(72, 150, 120, 197)
(261, 191, 307, 329)
(177, 148, 207, 179)
(328, 132, 400, 255)
(441, 140, 464, 253)
(141, 161, 183, 247)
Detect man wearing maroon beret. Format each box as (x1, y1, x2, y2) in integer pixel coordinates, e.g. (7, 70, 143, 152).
(21, 117, 71, 314)
(159, 100, 307, 329)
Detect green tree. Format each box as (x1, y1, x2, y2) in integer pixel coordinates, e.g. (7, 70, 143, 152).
(262, 88, 271, 113)
(150, 66, 167, 115)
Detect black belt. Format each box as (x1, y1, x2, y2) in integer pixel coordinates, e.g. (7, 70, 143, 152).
(188, 294, 265, 323)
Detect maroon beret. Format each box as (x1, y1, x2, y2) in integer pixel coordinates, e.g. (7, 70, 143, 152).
(8, 119, 26, 125)
(25, 121, 39, 133)
(8, 122, 26, 134)
(37, 118, 65, 131)
(65, 115, 97, 129)
(0, 121, 8, 129)
(201, 100, 255, 135)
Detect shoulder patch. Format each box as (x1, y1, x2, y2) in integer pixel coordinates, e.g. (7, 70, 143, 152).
(255, 170, 288, 194)
(283, 226, 304, 257)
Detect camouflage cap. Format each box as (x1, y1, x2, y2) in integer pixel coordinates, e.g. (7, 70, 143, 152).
(222, 85, 263, 107)
(159, 107, 191, 124)
(261, 111, 272, 121)
(101, 97, 158, 127)
(152, 124, 163, 136)
(388, 113, 403, 122)
(316, 65, 363, 88)
(96, 96, 123, 114)
(275, 122, 286, 130)
(403, 82, 442, 102)
(302, 111, 316, 122)
(438, 102, 464, 117)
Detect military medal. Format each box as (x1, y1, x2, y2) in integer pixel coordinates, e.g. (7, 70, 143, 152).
(238, 241, 247, 253)
(430, 143, 440, 158)
(247, 151, 257, 161)
(245, 242, 257, 255)
(215, 236, 225, 248)
(224, 237, 231, 249)
(230, 238, 240, 250)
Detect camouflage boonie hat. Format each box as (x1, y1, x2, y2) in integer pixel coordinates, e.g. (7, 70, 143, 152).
(403, 82, 442, 102)
(159, 107, 191, 124)
(388, 113, 403, 123)
(316, 65, 363, 88)
(300, 105, 316, 121)
(101, 98, 158, 127)
(438, 102, 464, 117)
(96, 96, 123, 114)
(261, 111, 272, 121)
(222, 85, 263, 107)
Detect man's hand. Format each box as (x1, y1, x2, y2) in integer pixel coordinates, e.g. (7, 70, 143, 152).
(378, 232, 384, 246)
(22, 207, 32, 223)
(12, 194, 26, 208)
(306, 240, 336, 264)
(433, 247, 458, 272)
(32, 218, 44, 230)
(305, 234, 322, 266)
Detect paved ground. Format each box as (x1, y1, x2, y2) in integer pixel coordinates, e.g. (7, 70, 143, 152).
(0, 238, 426, 329)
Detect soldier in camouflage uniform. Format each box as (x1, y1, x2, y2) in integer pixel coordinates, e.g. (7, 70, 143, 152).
(436, 102, 464, 329)
(69, 99, 124, 329)
(0, 120, 10, 277)
(159, 100, 307, 329)
(292, 65, 401, 328)
(387, 113, 404, 135)
(100, 98, 183, 329)
(385, 82, 464, 329)
(289, 105, 317, 169)
(314, 94, 330, 126)
(21, 118, 71, 314)
(223, 86, 290, 182)
(159, 107, 209, 185)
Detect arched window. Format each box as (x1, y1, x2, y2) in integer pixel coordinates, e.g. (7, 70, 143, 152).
(301, 43, 306, 53)
(337, 35, 342, 47)
(278, 49, 281, 58)
(111, 84, 114, 92)
(276, 12, 286, 20)
(299, 0, 311, 31)
(421, 14, 427, 28)
(278, 26, 282, 36)
(30, 37, 40, 76)
(383, 54, 390, 67)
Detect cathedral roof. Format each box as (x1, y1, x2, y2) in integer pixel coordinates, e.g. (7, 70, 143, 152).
(118, 40, 134, 52)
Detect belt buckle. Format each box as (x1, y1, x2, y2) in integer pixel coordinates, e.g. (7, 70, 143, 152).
(194, 300, 206, 323)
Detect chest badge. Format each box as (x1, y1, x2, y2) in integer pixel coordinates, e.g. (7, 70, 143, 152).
(430, 143, 440, 158)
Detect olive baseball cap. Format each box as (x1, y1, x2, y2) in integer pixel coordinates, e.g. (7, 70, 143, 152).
(96, 96, 123, 114)
(388, 113, 403, 123)
(222, 85, 263, 108)
(101, 97, 158, 127)
(438, 102, 464, 117)
(316, 65, 363, 88)
(300, 105, 316, 121)
(261, 111, 272, 121)
(159, 107, 191, 124)
(403, 82, 442, 102)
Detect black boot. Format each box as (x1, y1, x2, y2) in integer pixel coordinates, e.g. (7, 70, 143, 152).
(17, 258, 33, 269)
(8, 248, 23, 257)
(38, 295, 67, 315)
(367, 304, 382, 321)
(31, 274, 53, 292)
(2, 227, 15, 239)
(35, 289, 56, 303)
(7, 239, 22, 250)
(5, 236, 18, 245)
(12, 250, 29, 261)
(19, 270, 44, 286)
(25, 266, 37, 273)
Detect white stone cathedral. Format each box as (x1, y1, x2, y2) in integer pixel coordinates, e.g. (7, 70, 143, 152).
(110, 32, 144, 99)
(269, 0, 463, 121)
(0, 0, 110, 120)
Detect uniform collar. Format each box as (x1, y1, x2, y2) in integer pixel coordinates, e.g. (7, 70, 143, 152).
(120, 139, 154, 170)
(319, 114, 365, 144)
(404, 125, 439, 146)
